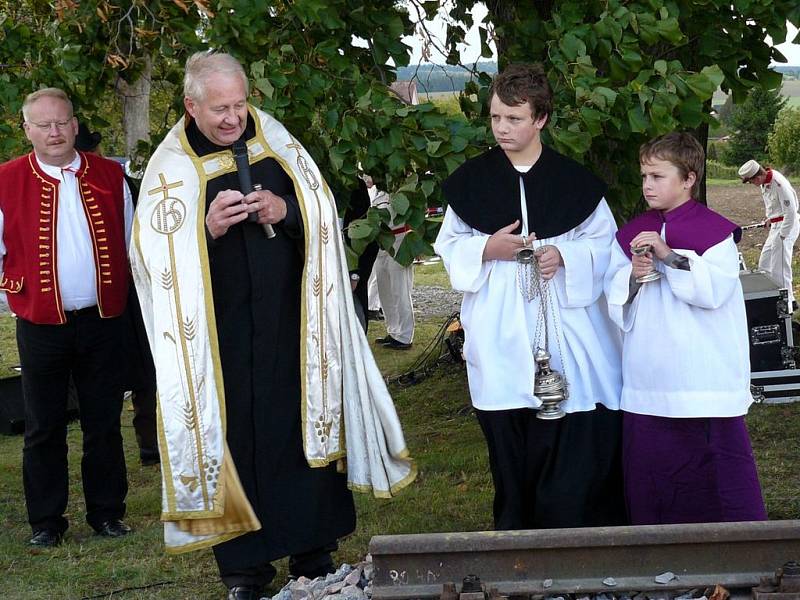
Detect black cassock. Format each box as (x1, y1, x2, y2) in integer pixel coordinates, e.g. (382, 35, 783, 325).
(185, 119, 356, 574)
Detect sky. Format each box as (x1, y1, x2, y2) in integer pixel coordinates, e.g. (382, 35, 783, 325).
(402, 6, 800, 67)
(772, 23, 800, 65)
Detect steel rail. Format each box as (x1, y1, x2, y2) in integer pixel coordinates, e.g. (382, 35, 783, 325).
(370, 520, 800, 599)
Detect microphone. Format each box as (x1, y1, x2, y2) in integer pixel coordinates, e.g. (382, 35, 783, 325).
(232, 140, 276, 239)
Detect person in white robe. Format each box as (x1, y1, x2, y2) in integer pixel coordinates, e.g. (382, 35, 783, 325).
(435, 63, 625, 530)
(365, 175, 415, 349)
(606, 132, 766, 525)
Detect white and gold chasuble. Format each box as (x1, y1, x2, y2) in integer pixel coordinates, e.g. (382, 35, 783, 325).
(131, 106, 416, 553)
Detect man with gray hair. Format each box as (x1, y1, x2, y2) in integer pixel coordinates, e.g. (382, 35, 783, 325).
(0, 87, 134, 546)
(131, 51, 415, 600)
(739, 159, 799, 308)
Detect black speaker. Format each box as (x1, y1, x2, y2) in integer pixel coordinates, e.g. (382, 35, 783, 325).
(0, 375, 24, 435)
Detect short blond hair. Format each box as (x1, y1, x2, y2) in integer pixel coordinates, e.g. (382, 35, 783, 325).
(184, 51, 249, 101)
(22, 88, 73, 122)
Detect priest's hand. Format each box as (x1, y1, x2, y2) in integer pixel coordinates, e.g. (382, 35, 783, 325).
(631, 231, 671, 260)
(244, 188, 288, 224)
(483, 220, 527, 261)
(206, 189, 249, 239)
(535, 245, 563, 280)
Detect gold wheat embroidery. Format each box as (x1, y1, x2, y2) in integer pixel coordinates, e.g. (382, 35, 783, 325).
(160, 268, 174, 290)
(182, 317, 196, 340)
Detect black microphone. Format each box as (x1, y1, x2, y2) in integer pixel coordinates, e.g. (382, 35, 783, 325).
(232, 140, 276, 238)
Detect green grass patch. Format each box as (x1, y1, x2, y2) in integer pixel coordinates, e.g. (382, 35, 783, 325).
(413, 259, 450, 288)
(0, 303, 798, 598)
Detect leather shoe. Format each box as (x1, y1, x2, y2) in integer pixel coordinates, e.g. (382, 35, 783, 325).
(374, 335, 393, 345)
(29, 528, 63, 547)
(384, 338, 412, 350)
(95, 519, 132, 538)
(227, 585, 263, 600)
(140, 449, 160, 467)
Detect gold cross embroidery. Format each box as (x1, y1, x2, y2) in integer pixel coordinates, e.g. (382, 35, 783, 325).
(148, 173, 184, 199)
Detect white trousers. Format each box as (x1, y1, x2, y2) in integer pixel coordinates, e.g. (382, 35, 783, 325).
(759, 222, 799, 306)
(367, 269, 381, 312)
(374, 234, 415, 344)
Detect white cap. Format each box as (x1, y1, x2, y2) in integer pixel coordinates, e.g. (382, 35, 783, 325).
(738, 159, 761, 182)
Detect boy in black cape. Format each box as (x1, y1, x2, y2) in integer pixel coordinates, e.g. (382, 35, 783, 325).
(434, 63, 625, 530)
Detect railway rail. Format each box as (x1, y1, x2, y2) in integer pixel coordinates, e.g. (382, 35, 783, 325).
(370, 520, 800, 599)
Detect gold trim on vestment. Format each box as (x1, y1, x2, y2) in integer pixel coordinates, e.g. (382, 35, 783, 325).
(348, 458, 418, 498)
(249, 109, 339, 463)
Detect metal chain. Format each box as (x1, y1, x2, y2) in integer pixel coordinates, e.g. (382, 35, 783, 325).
(523, 244, 569, 399)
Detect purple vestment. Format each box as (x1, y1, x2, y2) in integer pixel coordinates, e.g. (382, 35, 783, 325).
(618, 200, 765, 525)
(623, 413, 767, 524)
(615, 199, 742, 258)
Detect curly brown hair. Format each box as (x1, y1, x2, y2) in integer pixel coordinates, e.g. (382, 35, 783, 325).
(488, 63, 553, 124)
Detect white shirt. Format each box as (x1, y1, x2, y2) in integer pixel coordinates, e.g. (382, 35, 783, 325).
(761, 169, 799, 239)
(0, 152, 133, 310)
(434, 199, 622, 413)
(604, 231, 753, 418)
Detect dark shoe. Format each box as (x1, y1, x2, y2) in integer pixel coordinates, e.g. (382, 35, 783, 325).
(384, 338, 412, 350)
(140, 449, 160, 467)
(95, 519, 132, 538)
(29, 528, 63, 547)
(367, 309, 385, 321)
(374, 335, 394, 345)
(227, 585, 263, 600)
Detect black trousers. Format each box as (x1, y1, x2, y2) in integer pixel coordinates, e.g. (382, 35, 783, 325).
(475, 404, 626, 531)
(216, 542, 337, 589)
(17, 309, 128, 533)
(123, 287, 159, 461)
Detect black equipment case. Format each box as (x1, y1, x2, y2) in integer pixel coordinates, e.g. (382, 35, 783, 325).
(740, 270, 800, 404)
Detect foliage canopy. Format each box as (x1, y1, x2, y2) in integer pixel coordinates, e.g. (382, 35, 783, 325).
(1, 0, 799, 261)
(768, 106, 800, 174)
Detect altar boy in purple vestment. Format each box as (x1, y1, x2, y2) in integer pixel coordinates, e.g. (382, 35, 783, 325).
(604, 132, 767, 525)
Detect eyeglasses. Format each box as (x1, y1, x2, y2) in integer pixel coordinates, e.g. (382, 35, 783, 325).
(27, 120, 73, 131)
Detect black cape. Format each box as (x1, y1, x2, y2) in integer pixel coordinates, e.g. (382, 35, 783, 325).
(442, 145, 606, 237)
(185, 117, 356, 572)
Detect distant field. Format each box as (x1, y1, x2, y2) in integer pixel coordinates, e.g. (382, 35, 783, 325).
(714, 77, 800, 105)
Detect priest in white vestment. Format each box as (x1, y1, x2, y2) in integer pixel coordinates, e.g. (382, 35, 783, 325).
(130, 52, 415, 600)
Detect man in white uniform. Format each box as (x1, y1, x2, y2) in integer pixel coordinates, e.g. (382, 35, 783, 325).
(434, 64, 624, 530)
(365, 175, 415, 350)
(739, 159, 799, 307)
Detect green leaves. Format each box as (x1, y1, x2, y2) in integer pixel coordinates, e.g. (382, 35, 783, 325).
(683, 66, 724, 100)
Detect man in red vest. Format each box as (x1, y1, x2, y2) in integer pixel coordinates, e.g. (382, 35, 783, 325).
(0, 88, 133, 547)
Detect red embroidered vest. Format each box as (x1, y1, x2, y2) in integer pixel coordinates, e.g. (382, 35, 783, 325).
(0, 152, 129, 324)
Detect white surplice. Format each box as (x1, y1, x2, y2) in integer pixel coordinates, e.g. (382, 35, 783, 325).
(434, 199, 622, 413)
(604, 231, 753, 418)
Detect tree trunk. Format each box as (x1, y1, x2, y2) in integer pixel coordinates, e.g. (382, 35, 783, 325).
(486, 0, 554, 58)
(115, 55, 151, 159)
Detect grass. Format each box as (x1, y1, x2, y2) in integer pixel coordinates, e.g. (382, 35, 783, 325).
(413, 258, 452, 288)
(0, 312, 487, 600)
(2, 264, 799, 599)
